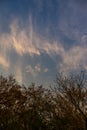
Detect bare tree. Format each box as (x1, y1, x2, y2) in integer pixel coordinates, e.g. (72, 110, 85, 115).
(54, 71, 87, 130)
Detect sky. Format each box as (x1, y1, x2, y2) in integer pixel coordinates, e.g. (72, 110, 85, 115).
(0, 0, 87, 86)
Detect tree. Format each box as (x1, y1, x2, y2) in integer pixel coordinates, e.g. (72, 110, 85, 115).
(0, 72, 87, 130)
(53, 71, 87, 130)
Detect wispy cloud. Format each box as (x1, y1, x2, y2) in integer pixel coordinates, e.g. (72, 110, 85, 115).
(58, 44, 87, 73)
(9, 20, 64, 57)
(0, 18, 65, 57)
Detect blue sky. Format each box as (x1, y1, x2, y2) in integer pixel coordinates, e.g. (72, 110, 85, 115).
(0, 0, 87, 86)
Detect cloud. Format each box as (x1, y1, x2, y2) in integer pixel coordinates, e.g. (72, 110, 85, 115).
(26, 64, 49, 76)
(10, 20, 41, 56)
(0, 18, 64, 70)
(10, 20, 64, 57)
(34, 64, 41, 72)
(44, 68, 48, 73)
(58, 44, 87, 73)
(0, 18, 87, 77)
(25, 64, 41, 77)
